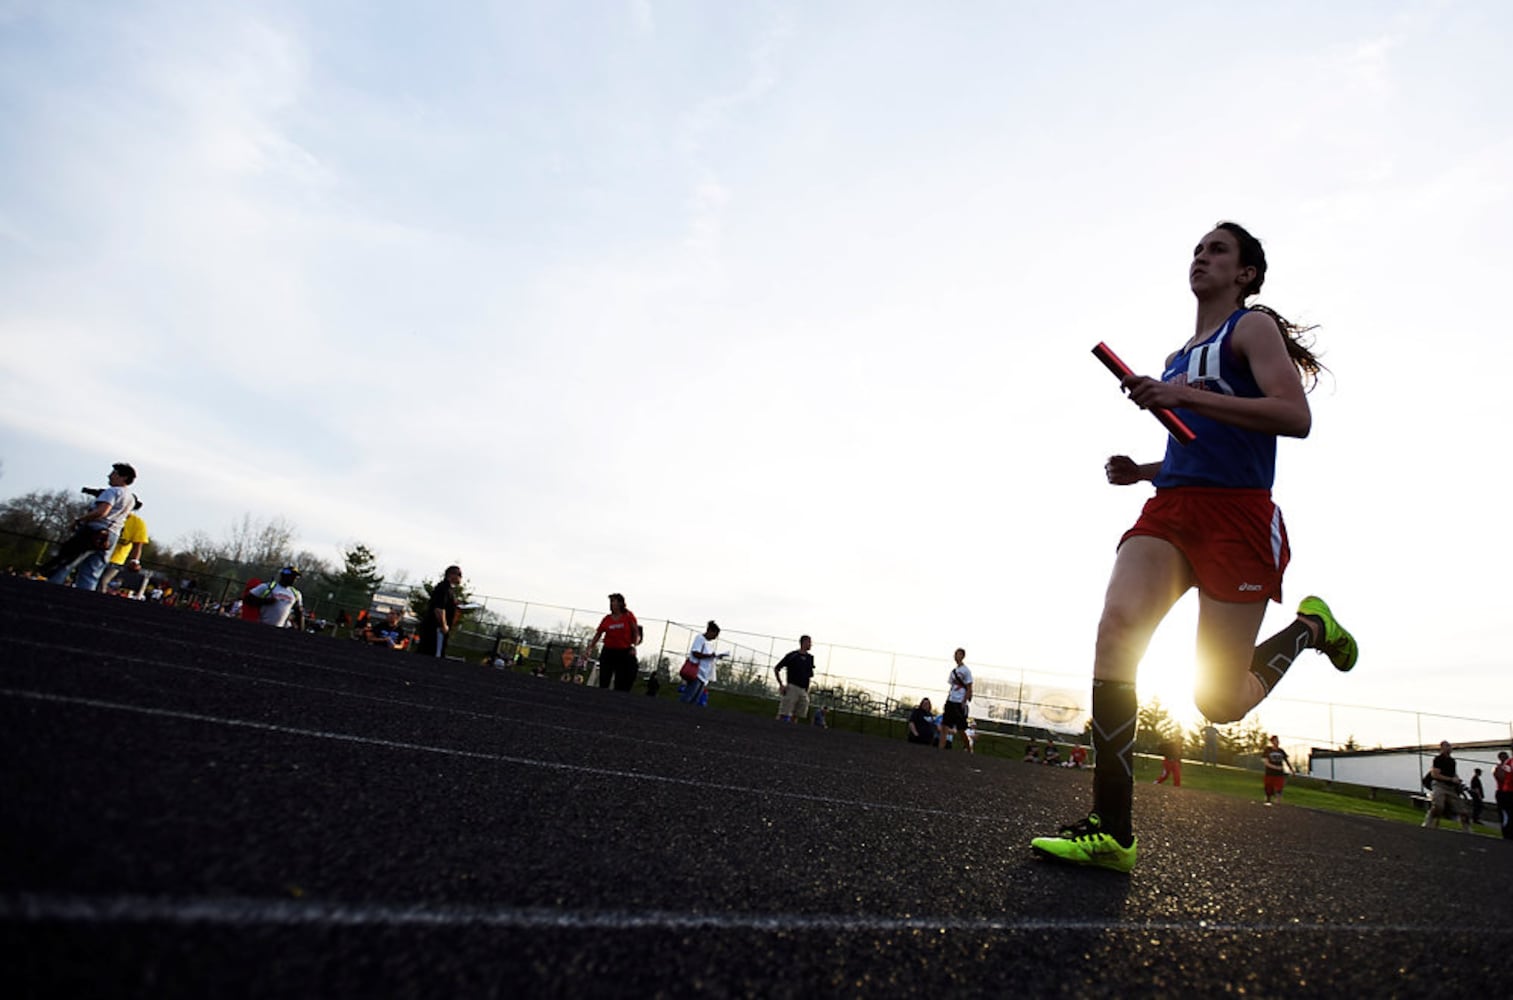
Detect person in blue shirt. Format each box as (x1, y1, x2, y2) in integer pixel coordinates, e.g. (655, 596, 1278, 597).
(1033, 222, 1359, 874)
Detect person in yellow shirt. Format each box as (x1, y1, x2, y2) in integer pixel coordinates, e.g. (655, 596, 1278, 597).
(97, 504, 149, 595)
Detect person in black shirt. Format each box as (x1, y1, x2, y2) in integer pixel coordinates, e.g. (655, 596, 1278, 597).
(1263, 734, 1294, 805)
(415, 565, 462, 658)
(906, 698, 937, 745)
(773, 635, 816, 723)
(1424, 740, 1472, 832)
(1469, 768, 1486, 825)
(363, 609, 410, 650)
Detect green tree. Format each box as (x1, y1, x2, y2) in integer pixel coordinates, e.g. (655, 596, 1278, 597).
(1208, 715, 1268, 757)
(1136, 697, 1181, 755)
(0, 488, 79, 540)
(0, 488, 80, 569)
(408, 577, 475, 620)
(320, 543, 384, 615)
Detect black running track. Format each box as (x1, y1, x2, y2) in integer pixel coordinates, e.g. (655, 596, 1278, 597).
(3, 574, 1510, 998)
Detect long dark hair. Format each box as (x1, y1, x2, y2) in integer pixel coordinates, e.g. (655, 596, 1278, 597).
(1216, 221, 1326, 391)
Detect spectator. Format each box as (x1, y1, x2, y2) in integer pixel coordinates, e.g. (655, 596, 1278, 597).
(96, 500, 148, 595)
(1202, 724, 1220, 765)
(40, 462, 138, 591)
(415, 565, 463, 658)
(906, 698, 937, 745)
(1023, 743, 1041, 764)
(1493, 751, 1513, 840)
(811, 706, 826, 728)
(587, 593, 640, 691)
(1423, 740, 1473, 832)
(363, 609, 410, 650)
(1041, 739, 1059, 765)
(936, 648, 973, 752)
(243, 567, 305, 630)
(1155, 739, 1182, 786)
(1066, 744, 1089, 769)
(773, 635, 816, 723)
(1469, 768, 1486, 826)
(680, 620, 725, 705)
(237, 578, 263, 620)
(1263, 734, 1294, 805)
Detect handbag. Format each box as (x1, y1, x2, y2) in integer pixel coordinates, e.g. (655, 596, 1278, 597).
(678, 658, 701, 683)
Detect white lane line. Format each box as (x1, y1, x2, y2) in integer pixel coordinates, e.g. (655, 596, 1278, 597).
(3, 892, 1503, 936)
(0, 635, 889, 786)
(0, 688, 960, 818)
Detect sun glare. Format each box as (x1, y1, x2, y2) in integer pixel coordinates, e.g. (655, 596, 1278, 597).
(1135, 600, 1205, 729)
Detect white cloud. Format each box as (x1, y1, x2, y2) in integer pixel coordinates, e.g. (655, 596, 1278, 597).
(4, 1, 1513, 739)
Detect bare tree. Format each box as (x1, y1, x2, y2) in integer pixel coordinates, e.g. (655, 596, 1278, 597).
(219, 513, 296, 566)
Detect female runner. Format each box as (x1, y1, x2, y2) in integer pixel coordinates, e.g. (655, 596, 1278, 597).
(1031, 222, 1357, 873)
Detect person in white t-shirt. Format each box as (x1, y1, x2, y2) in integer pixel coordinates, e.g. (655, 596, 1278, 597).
(244, 566, 306, 629)
(680, 621, 727, 705)
(937, 647, 974, 750)
(42, 463, 138, 591)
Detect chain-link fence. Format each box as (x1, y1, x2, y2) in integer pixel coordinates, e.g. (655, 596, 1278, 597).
(8, 525, 1510, 781)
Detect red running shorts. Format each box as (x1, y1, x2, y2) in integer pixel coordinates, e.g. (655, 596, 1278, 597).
(1120, 487, 1289, 604)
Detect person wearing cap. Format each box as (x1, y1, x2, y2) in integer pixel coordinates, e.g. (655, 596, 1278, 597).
(244, 567, 306, 630)
(1423, 740, 1472, 832)
(415, 565, 463, 657)
(1492, 751, 1513, 840)
(40, 462, 139, 591)
(97, 498, 149, 596)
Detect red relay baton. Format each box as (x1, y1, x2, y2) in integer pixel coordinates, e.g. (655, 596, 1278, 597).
(1091, 342, 1197, 445)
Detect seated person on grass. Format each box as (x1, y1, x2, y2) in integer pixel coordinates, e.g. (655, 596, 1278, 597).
(362, 609, 410, 650)
(907, 698, 937, 745)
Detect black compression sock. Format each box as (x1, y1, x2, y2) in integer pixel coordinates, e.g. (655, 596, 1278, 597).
(1248, 618, 1316, 695)
(1090, 679, 1137, 846)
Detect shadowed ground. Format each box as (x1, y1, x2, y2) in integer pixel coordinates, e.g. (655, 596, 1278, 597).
(3, 575, 1509, 998)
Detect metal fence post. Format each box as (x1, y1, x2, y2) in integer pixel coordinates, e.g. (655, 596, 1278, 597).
(1328, 703, 1335, 780)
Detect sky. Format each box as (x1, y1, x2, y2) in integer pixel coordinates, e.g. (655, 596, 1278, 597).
(2, 0, 1511, 749)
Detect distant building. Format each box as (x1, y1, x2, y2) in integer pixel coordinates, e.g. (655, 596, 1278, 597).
(1308, 739, 1510, 794)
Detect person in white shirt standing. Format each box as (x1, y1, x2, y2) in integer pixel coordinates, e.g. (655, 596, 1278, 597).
(937, 648, 973, 751)
(680, 621, 726, 705)
(244, 566, 306, 630)
(42, 462, 138, 591)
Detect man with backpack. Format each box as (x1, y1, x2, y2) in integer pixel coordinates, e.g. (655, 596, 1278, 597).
(1423, 740, 1472, 832)
(937, 648, 973, 751)
(40, 462, 138, 591)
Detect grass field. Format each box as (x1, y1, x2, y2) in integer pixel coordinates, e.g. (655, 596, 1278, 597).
(692, 685, 1504, 838)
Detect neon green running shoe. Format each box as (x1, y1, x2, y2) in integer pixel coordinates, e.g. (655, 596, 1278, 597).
(1297, 595, 1358, 672)
(1030, 814, 1138, 873)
